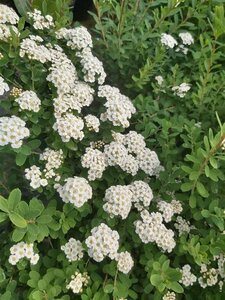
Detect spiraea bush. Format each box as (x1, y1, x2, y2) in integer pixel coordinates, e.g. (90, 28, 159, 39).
(0, 1, 225, 300)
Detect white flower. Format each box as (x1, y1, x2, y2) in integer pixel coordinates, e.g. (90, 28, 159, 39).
(15, 90, 41, 112)
(0, 4, 19, 25)
(20, 35, 51, 63)
(155, 75, 164, 85)
(137, 148, 161, 176)
(98, 85, 136, 128)
(172, 83, 191, 98)
(161, 33, 178, 48)
(56, 176, 92, 208)
(9, 242, 39, 265)
(103, 185, 133, 220)
(61, 238, 84, 262)
(85, 223, 119, 262)
(0, 116, 29, 148)
(116, 251, 134, 274)
(163, 291, 176, 300)
(28, 9, 54, 30)
(77, 48, 106, 84)
(134, 210, 176, 253)
(174, 216, 193, 236)
(85, 115, 100, 132)
(129, 181, 153, 209)
(0, 76, 9, 95)
(53, 113, 84, 142)
(66, 272, 89, 294)
(81, 147, 106, 181)
(179, 264, 197, 287)
(179, 32, 194, 45)
(56, 26, 93, 50)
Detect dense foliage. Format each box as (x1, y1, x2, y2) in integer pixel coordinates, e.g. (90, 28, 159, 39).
(0, 1, 225, 300)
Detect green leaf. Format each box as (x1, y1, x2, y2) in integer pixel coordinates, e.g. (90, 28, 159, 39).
(0, 196, 9, 213)
(162, 260, 170, 272)
(201, 209, 210, 218)
(196, 181, 209, 198)
(37, 215, 52, 224)
(13, 0, 32, 17)
(103, 284, 114, 293)
(166, 269, 182, 282)
(167, 281, 184, 293)
(181, 182, 193, 192)
(189, 195, 196, 208)
(0, 268, 6, 283)
(8, 188, 21, 211)
(12, 228, 26, 242)
(0, 212, 7, 223)
(16, 153, 27, 166)
(9, 212, 27, 228)
(150, 274, 162, 286)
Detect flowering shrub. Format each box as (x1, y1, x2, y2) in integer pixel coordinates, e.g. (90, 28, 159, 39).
(0, 2, 225, 300)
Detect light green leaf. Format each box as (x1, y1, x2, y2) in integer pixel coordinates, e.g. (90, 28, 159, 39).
(13, 0, 32, 17)
(9, 212, 27, 228)
(0, 196, 9, 213)
(150, 274, 162, 286)
(167, 281, 184, 293)
(196, 181, 209, 198)
(16, 153, 27, 166)
(8, 188, 21, 211)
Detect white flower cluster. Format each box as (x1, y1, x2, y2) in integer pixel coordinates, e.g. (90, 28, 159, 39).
(179, 264, 197, 287)
(8, 242, 39, 265)
(53, 113, 84, 142)
(175, 32, 194, 54)
(85, 223, 119, 262)
(25, 165, 48, 189)
(15, 90, 41, 112)
(77, 48, 106, 84)
(56, 176, 92, 208)
(106, 131, 160, 176)
(174, 216, 193, 236)
(85, 115, 100, 132)
(161, 32, 194, 54)
(172, 83, 191, 98)
(103, 181, 153, 219)
(161, 33, 178, 48)
(81, 147, 106, 181)
(134, 210, 176, 253)
(216, 254, 225, 279)
(0, 24, 18, 41)
(198, 264, 219, 288)
(53, 82, 94, 117)
(27, 9, 54, 30)
(61, 238, 84, 262)
(40, 148, 63, 178)
(0, 4, 19, 25)
(155, 75, 164, 85)
(103, 185, 133, 220)
(25, 148, 63, 189)
(20, 35, 51, 63)
(179, 32, 194, 45)
(115, 251, 134, 274)
(56, 26, 93, 50)
(66, 272, 89, 294)
(157, 200, 182, 223)
(47, 45, 78, 94)
(0, 76, 9, 95)
(0, 116, 29, 148)
(137, 148, 161, 176)
(98, 85, 136, 128)
(163, 291, 176, 300)
(129, 180, 153, 210)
